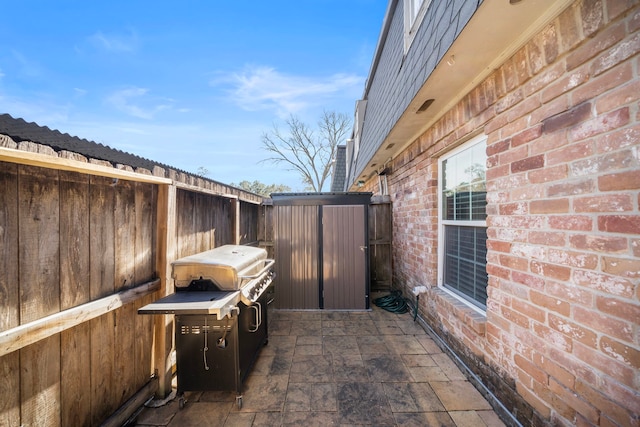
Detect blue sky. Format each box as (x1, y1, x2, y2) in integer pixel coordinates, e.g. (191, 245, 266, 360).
(0, 1, 387, 191)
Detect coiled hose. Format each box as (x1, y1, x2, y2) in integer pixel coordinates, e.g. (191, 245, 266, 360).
(373, 290, 410, 314)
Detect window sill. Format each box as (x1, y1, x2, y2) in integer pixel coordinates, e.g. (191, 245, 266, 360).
(431, 287, 487, 336)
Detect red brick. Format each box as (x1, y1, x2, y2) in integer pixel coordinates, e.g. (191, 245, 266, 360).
(546, 279, 594, 306)
(501, 306, 530, 329)
(547, 378, 599, 425)
(528, 165, 568, 184)
(598, 375, 640, 415)
(486, 138, 510, 156)
(575, 379, 637, 425)
(499, 201, 528, 215)
(487, 239, 511, 253)
(599, 336, 640, 369)
(507, 95, 541, 124)
(557, 3, 582, 53)
(633, 237, 640, 258)
(510, 186, 545, 202)
(574, 194, 633, 212)
(547, 179, 596, 197)
(547, 140, 594, 166)
(512, 297, 546, 323)
(598, 123, 640, 153)
(528, 230, 566, 246)
(547, 347, 598, 385)
(511, 124, 542, 148)
(548, 215, 593, 231)
(499, 254, 529, 272)
(499, 143, 528, 166)
(532, 351, 575, 389)
(511, 155, 544, 173)
(530, 95, 570, 128)
(606, 0, 637, 21)
(631, 3, 640, 32)
(602, 256, 640, 278)
(548, 313, 598, 348)
(515, 354, 548, 385)
(547, 249, 598, 269)
(511, 271, 545, 290)
(530, 260, 571, 281)
(596, 78, 640, 114)
(580, 0, 605, 38)
(541, 67, 590, 103)
(573, 269, 635, 298)
(574, 306, 633, 342)
(569, 234, 628, 253)
(530, 290, 570, 316)
(532, 322, 573, 352)
(573, 149, 636, 177)
(530, 198, 569, 214)
(574, 342, 636, 387)
(598, 215, 640, 234)
(573, 63, 633, 106)
(516, 381, 551, 418)
(486, 263, 511, 280)
(570, 107, 630, 141)
(542, 102, 592, 134)
(598, 170, 640, 191)
(566, 15, 626, 71)
(591, 31, 640, 76)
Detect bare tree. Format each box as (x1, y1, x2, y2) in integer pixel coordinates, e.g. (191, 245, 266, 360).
(260, 110, 351, 192)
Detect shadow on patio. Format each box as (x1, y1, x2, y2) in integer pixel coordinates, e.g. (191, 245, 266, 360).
(133, 303, 506, 427)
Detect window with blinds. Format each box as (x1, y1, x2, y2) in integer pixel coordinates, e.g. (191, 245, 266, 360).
(438, 136, 488, 310)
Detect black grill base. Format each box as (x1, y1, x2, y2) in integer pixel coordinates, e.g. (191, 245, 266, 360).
(174, 291, 269, 397)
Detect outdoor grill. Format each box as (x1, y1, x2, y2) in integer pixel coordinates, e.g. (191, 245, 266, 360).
(138, 244, 275, 408)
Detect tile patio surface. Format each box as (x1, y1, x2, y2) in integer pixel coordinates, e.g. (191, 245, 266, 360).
(133, 303, 506, 427)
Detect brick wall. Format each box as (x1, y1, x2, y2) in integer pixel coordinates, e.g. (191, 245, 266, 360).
(374, 1, 640, 426)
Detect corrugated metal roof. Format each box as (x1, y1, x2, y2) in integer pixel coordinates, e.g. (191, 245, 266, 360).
(0, 113, 173, 172)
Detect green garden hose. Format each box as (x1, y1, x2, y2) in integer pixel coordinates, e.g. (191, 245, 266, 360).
(373, 290, 409, 314)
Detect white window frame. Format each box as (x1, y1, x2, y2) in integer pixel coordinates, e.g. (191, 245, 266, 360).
(437, 134, 488, 315)
(404, 0, 431, 52)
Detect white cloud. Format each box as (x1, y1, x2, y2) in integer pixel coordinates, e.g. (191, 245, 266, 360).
(105, 87, 172, 119)
(88, 29, 138, 53)
(212, 66, 362, 118)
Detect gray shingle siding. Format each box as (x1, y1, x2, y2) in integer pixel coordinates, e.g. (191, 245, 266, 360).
(330, 145, 347, 191)
(352, 0, 481, 187)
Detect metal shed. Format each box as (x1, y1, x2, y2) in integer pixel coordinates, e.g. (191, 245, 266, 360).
(270, 192, 372, 310)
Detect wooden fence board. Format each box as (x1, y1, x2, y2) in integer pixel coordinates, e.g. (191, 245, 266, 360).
(115, 179, 136, 292)
(114, 303, 136, 407)
(60, 170, 91, 310)
(0, 352, 20, 426)
(90, 312, 116, 425)
(19, 165, 60, 323)
(20, 334, 61, 427)
(369, 202, 392, 291)
(90, 176, 115, 299)
(135, 293, 155, 387)
(61, 323, 91, 427)
(0, 162, 19, 332)
(135, 183, 156, 284)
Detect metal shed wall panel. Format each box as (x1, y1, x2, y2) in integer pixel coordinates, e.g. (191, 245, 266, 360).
(322, 205, 367, 310)
(273, 205, 320, 309)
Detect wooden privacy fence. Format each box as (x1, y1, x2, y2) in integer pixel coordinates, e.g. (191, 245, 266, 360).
(0, 144, 262, 427)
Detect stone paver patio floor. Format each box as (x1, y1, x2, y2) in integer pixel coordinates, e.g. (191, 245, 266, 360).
(134, 302, 506, 427)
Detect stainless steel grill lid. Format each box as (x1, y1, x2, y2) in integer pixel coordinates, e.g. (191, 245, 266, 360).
(172, 245, 269, 290)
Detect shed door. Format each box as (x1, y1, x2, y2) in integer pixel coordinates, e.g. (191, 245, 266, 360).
(322, 205, 368, 310)
(273, 205, 320, 309)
